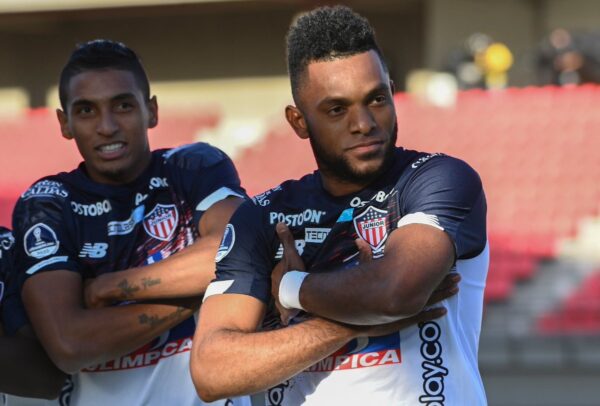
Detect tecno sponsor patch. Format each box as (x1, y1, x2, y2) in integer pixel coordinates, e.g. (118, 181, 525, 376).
(71, 200, 112, 216)
(269, 210, 326, 226)
(82, 337, 192, 372)
(215, 224, 235, 263)
(21, 180, 68, 200)
(306, 333, 401, 372)
(24, 223, 60, 259)
(304, 227, 330, 243)
(419, 321, 448, 405)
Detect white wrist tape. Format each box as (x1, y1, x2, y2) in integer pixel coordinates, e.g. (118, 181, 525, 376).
(279, 270, 309, 311)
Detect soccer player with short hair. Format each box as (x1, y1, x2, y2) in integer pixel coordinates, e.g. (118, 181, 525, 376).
(192, 6, 488, 405)
(13, 40, 250, 406)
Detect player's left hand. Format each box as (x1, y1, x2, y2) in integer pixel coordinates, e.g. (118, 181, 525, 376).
(271, 222, 306, 325)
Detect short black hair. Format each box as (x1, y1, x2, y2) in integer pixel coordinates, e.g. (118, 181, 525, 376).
(286, 5, 386, 102)
(58, 39, 150, 111)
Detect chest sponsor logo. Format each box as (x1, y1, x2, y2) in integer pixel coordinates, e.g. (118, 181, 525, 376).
(82, 336, 192, 372)
(71, 200, 112, 216)
(306, 333, 401, 372)
(215, 224, 235, 263)
(353, 206, 388, 251)
(304, 227, 330, 243)
(269, 210, 326, 226)
(24, 223, 60, 259)
(107, 205, 145, 236)
(79, 242, 108, 259)
(143, 204, 179, 241)
(21, 180, 68, 200)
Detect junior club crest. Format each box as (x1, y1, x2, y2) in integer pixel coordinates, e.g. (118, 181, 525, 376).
(143, 204, 179, 241)
(353, 206, 388, 251)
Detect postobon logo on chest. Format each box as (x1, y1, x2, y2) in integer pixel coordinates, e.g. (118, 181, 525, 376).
(143, 204, 179, 241)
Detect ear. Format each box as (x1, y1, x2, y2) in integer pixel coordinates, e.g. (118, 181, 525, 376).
(285, 105, 309, 140)
(56, 109, 73, 140)
(147, 95, 158, 129)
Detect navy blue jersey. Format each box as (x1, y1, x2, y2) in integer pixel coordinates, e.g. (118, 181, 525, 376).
(210, 148, 485, 306)
(11, 143, 247, 406)
(207, 147, 489, 405)
(13, 143, 244, 280)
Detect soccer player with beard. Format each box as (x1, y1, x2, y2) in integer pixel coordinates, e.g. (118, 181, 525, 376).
(12, 40, 250, 406)
(191, 5, 488, 406)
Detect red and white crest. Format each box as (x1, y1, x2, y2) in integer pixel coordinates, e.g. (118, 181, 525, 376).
(143, 204, 179, 241)
(353, 206, 388, 251)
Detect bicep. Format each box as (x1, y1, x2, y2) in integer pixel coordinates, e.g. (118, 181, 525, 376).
(198, 196, 245, 238)
(383, 223, 455, 303)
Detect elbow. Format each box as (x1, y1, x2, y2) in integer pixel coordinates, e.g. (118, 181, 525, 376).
(381, 289, 429, 320)
(191, 349, 229, 403)
(48, 341, 87, 375)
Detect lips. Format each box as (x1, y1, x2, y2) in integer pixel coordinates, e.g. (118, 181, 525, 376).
(96, 142, 127, 160)
(347, 140, 384, 156)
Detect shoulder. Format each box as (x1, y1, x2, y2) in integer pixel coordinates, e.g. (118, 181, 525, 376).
(405, 152, 482, 190)
(251, 172, 318, 208)
(19, 177, 70, 202)
(161, 142, 233, 171)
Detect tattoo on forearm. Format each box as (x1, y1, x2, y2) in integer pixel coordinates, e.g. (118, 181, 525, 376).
(141, 277, 161, 289)
(117, 279, 140, 299)
(138, 307, 186, 329)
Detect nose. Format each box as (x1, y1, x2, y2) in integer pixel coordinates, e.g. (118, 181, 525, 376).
(96, 111, 119, 136)
(349, 106, 376, 135)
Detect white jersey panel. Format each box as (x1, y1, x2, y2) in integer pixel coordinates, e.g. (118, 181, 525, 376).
(271, 243, 489, 406)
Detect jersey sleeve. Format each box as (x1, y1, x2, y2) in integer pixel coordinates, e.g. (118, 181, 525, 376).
(12, 180, 82, 280)
(203, 201, 275, 304)
(164, 143, 247, 226)
(0, 227, 29, 335)
(398, 155, 487, 259)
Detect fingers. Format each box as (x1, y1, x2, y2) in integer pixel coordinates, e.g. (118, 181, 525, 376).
(434, 273, 461, 292)
(276, 222, 297, 255)
(426, 283, 459, 305)
(355, 238, 373, 264)
(410, 307, 447, 324)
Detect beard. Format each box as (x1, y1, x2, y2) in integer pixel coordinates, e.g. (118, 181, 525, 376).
(308, 122, 398, 187)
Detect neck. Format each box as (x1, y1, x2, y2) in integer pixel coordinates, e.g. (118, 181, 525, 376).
(320, 173, 371, 197)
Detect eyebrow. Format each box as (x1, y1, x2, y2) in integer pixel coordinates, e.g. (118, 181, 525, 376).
(70, 92, 137, 108)
(316, 82, 390, 108)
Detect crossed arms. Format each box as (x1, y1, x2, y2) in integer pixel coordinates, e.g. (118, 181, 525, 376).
(191, 222, 457, 401)
(22, 196, 243, 374)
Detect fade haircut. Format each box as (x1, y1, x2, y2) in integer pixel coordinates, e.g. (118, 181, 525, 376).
(59, 39, 150, 111)
(286, 5, 387, 102)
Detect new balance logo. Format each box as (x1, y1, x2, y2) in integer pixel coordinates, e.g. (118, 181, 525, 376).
(79, 243, 108, 259)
